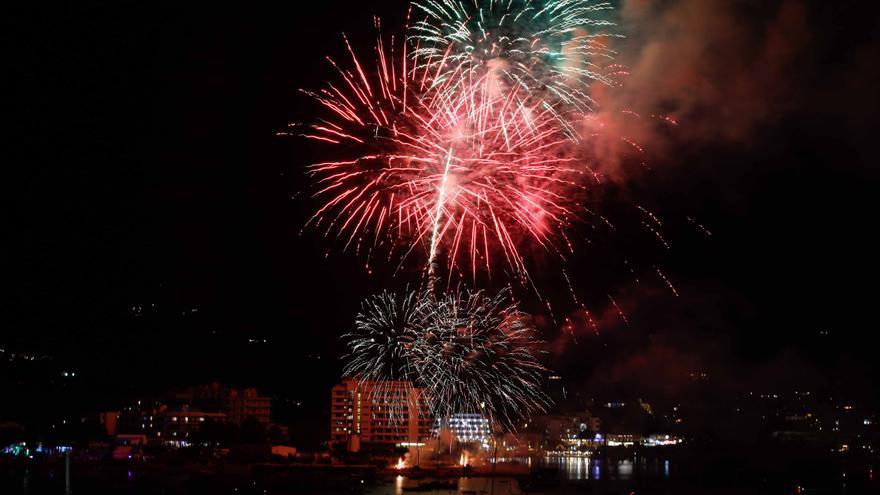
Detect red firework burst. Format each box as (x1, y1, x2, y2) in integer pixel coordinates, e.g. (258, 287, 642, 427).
(298, 22, 588, 284)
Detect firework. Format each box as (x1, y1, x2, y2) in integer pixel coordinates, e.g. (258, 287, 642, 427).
(409, 0, 620, 119)
(342, 287, 551, 431)
(342, 289, 427, 383)
(409, 287, 551, 430)
(299, 22, 587, 284)
(341, 289, 430, 422)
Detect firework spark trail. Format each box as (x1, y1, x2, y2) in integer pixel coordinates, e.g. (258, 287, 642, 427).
(427, 149, 454, 284)
(301, 27, 588, 284)
(654, 266, 680, 297)
(341, 288, 551, 431)
(607, 293, 629, 326)
(687, 216, 713, 237)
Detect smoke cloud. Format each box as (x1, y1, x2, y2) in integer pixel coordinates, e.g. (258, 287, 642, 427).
(588, 0, 809, 177)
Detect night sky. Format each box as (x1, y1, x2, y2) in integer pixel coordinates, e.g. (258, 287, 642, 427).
(5, 0, 880, 436)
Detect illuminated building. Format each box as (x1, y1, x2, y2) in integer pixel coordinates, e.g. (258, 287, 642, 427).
(605, 433, 641, 446)
(109, 403, 228, 443)
(539, 413, 602, 452)
(160, 409, 227, 441)
(439, 413, 491, 444)
(103, 383, 272, 445)
(643, 434, 683, 446)
(330, 378, 432, 450)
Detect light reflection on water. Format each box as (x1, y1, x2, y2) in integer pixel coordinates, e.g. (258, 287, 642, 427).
(372, 457, 673, 494)
(543, 455, 672, 481)
(373, 476, 522, 495)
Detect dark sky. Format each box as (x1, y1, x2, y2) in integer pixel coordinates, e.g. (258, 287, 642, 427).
(4, 0, 880, 422)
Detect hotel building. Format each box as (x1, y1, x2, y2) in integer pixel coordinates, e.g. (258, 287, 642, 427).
(330, 378, 433, 450)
